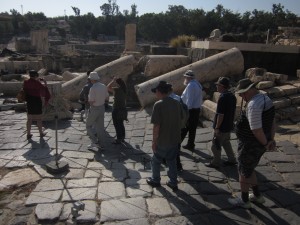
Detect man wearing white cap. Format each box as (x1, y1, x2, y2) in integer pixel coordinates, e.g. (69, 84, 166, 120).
(86, 72, 109, 150)
(181, 70, 203, 151)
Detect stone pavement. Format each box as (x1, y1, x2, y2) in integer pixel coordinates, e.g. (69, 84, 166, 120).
(0, 105, 300, 225)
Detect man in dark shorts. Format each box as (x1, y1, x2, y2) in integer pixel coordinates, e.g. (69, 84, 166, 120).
(205, 77, 237, 168)
(228, 78, 275, 208)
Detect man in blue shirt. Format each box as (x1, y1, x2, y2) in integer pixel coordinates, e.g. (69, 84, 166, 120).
(181, 70, 203, 150)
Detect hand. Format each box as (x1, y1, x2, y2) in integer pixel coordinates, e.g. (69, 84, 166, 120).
(265, 140, 276, 151)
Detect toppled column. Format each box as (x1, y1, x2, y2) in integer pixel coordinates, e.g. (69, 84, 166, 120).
(0, 82, 23, 96)
(135, 47, 244, 107)
(62, 55, 136, 101)
(141, 55, 190, 77)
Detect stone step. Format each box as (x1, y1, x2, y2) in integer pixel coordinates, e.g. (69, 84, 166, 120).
(276, 106, 300, 120)
(272, 97, 292, 109)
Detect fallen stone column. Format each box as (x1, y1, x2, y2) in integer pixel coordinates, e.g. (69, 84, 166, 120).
(142, 55, 190, 77)
(62, 55, 136, 101)
(0, 82, 23, 96)
(135, 47, 244, 107)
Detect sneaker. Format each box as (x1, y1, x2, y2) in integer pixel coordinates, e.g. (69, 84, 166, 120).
(228, 197, 252, 209)
(146, 178, 161, 188)
(166, 181, 178, 191)
(88, 143, 99, 150)
(223, 161, 237, 166)
(249, 193, 265, 204)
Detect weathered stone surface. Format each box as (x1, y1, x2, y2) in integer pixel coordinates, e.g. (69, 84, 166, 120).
(0, 168, 41, 190)
(135, 47, 244, 107)
(100, 197, 147, 222)
(61, 187, 97, 201)
(62, 71, 80, 81)
(26, 190, 62, 206)
(143, 55, 190, 77)
(147, 198, 173, 217)
(98, 182, 126, 200)
(126, 184, 152, 198)
(101, 169, 127, 182)
(256, 80, 274, 89)
(66, 178, 98, 188)
(33, 178, 66, 191)
(245, 67, 267, 80)
(35, 203, 63, 220)
(264, 72, 288, 84)
(266, 189, 300, 207)
(104, 218, 150, 225)
(272, 97, 291, 109)
(61, 151, 94, 160)
(279, 84, 299, 96)
(76, 200, 98, 223)
(288, 93, 300, 104)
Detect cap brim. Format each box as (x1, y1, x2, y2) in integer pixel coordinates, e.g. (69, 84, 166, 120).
(235, 82, 257, 94)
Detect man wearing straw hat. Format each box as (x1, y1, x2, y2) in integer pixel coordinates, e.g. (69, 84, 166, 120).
(228, 78, 275, 208)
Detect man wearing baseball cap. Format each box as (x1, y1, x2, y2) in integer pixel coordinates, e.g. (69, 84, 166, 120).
(86, 72, 109, 151)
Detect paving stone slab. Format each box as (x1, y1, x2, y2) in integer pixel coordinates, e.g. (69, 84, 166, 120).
(266, 189, 300, 207)
(98, 182, 126, 200)
(26, 190, 62, 206)
(199, 182, 229, 194)
(252, 207, 300, 225)
(203, 194, 233, 210)
(147, 197, 173, 217)
(35, 203, 63, 220)
(126, 184, 152, 198)
(264, 152, 295, 163)
(76, 200, 98, 223)
(65, 168, 85, 179)
(101, 169, 127, 181)
(168, 195, 208, 215)
(207, 209, 253, 225)
(33, 178, 66, 191)
(274, 163, 300, 173)
(62, 150, 94, 160)
(282, 173, 300, 186)
(155, 214, 210, 225)
(104, 218, 150, 225)
(256, 166, 283, 182)
(60, 157, 88, 168)
(87, 161, 110, 169)
(100, 197, 147, 222)
(0, 168, 41, 191)
(61, 187, 97, 201)
(84, 169, 101, 178)
(66, 178, 98, 188)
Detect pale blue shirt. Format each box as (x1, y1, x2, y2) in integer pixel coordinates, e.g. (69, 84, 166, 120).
(181, 79, 203, 109)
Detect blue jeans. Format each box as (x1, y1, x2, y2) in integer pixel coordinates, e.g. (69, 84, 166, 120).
(151, 145, 178, 185)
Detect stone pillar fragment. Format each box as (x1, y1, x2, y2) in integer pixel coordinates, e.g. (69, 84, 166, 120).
(125, 24, 136, 51)
(135, 47, 244, 107)
(61, 55, 136, 101)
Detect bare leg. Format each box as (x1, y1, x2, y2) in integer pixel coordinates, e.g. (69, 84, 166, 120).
(240, 171, 257, 192)
(27, 118, 32, 135)
(36, 119, 44, 135)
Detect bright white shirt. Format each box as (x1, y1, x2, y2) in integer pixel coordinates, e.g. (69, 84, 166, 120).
(88, 82, 108, 106)
(181, 79, 203, 109)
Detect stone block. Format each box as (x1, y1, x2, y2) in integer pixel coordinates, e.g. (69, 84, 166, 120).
(201, 100, 216, 121)
(265, 86, 285, 98)
(263, 72, 288, 84)
(245, 67, 266, 80)
(288, 93, 300, 104)
(256, 81, 274, 89)
(297, 69, 300, 78)
(272, 97, 291, 109)
(278, 84, 298, 96)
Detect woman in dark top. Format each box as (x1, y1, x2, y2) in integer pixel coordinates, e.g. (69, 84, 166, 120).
(23, 70, 50, 139)
(107, 77, 127, 144)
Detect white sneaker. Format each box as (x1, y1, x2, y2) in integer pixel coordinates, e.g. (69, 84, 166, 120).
(249, 193, 265, 204)
(228, 197, 252, 209)
(88, 143, 99, 151)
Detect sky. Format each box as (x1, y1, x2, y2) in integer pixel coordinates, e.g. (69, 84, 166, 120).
(1, 0, 299, 17)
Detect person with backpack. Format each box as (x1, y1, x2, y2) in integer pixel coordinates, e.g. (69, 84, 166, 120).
(205, 77, 237, 169)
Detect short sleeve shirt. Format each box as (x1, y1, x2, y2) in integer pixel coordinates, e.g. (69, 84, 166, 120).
(88, 82, 108, 106)
(151, 97, 181, 148)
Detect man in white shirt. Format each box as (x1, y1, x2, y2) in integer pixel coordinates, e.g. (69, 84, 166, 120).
(86, 72, 109, 151)
(181, 70, 203, 150)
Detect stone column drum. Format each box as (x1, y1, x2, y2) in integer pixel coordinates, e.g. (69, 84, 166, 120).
(135, 47, 244, 107)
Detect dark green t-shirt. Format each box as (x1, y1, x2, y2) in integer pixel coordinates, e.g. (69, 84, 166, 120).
(151, 96, 181, 148)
